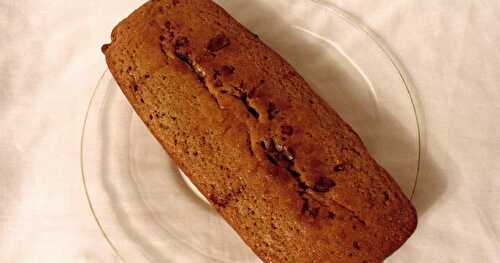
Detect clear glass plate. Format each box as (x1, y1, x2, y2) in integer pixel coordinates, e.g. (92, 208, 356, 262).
(81, 0, 421, 262)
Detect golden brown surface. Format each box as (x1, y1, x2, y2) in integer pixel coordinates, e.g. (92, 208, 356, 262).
(102, 0, 417, 262)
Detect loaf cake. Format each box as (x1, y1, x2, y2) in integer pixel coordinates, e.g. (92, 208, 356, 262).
(102, 0, 417, 262)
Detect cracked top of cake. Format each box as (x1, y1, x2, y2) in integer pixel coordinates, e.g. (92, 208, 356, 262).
(102, 0, 417, 262)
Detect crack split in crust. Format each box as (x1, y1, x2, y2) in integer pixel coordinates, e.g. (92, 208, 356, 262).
(162, 21, 369, 226)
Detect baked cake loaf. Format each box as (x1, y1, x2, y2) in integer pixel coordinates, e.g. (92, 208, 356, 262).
(102, 0, 417, 262)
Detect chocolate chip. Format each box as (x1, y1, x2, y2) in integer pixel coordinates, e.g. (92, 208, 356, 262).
(174, 36, 189, 48)
(328, 212, 336, 219)
(280, 125, 294, 136)
(313, 176, 336, 193)
(173, 37, 191, 62)
(209, 194, 230, 208)
(207, 33, 230, 52)
(353, 241, 361, 250)
(267, 102, 279, 120)
(383, 191, 390, 203)
(218, 65, 235, 76)
(213, 65, 235, 87)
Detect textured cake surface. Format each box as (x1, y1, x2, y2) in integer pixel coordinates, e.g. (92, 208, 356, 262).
(102, 0, 417, 262)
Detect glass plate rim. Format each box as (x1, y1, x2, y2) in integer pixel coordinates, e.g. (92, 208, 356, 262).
(81, 1, 423, 261)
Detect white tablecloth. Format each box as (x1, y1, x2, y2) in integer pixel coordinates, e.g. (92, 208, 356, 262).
(1, 0, 499, 262)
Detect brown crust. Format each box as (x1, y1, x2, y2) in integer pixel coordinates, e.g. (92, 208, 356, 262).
(102, 0, 417, 262)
